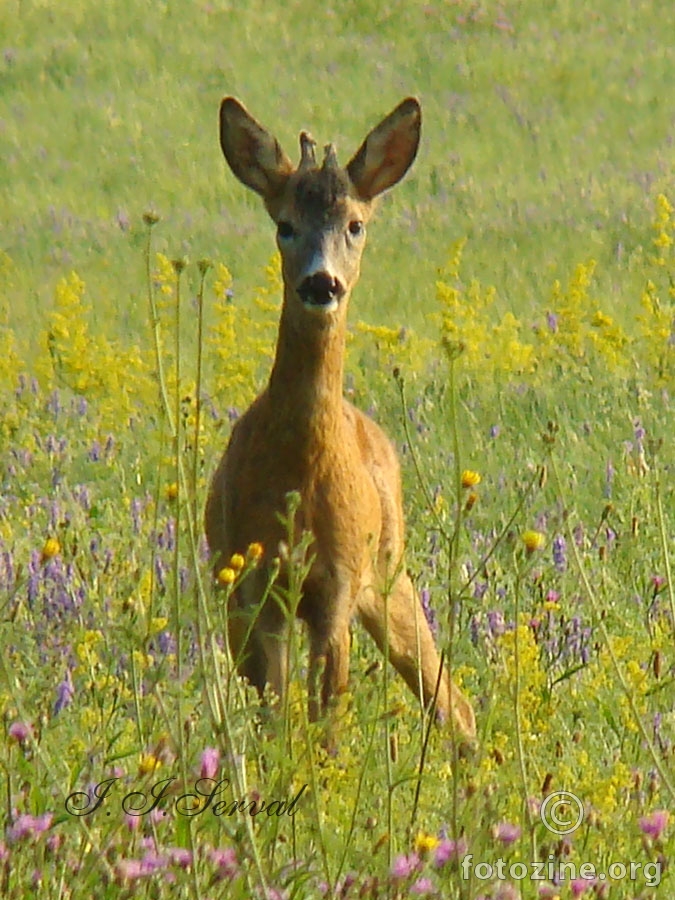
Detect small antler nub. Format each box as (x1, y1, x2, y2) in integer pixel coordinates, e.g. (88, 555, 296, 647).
(299, 131, 317, 170)
(322, 143, 339, 171)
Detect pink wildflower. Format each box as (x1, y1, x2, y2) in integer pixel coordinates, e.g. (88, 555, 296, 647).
(639, 809, 669, 840)
(492, 821, 521, 845)
(433, 837, 467, 867)
(7, 813, 53, 843)
(410, 876, 436, 895)
(8, 722, 32, 743)
(210, 846, 239, 881)
(168, 847, 192, 869)
(116, 859, 147, 882)
(200, 746, 220, 779)
(391, 852, 420, 879)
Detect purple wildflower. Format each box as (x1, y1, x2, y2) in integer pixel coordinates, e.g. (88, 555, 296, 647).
(433, 837, 466, 868)
(210, 847, 239, 881)
(54, 670, 75, 714)
(410, 877, 436, 895)
(8, 722, 33, 743)
(124, 812, 141, 832)
(167, 848, 192, 868)
(73, 485, 91, 510)
(473, 580, 488, 600)
(391, 852, 420, 879)
(156, 630, 176, 656)
(487, 610, 506, 637)
(154, 555, 168, 592)
(46, 390, 62, 417)
(200, 747, 220, 780)
(46, 833, 62, 854)
(116, 859, 147, 882)
(639, 810, 669, 840)
(140, 851, 169, 873)
(7, 813, 53, 843)
(492, 821, 521, 845)
(633, 418, 646, 446)
(552, 534, 567, 572)
(420, 588, 438, 637)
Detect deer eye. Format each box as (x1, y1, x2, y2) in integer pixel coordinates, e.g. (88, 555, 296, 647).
(277, 221, 296, 240)
(348, 220, 364, 237)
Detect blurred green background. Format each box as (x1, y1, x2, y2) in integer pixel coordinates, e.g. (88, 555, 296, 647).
(2, 0, 674, 346)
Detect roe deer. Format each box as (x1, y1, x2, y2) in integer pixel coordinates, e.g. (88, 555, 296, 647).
(205, 96, 476, 741)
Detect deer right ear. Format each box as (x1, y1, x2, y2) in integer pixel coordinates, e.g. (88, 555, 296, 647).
(347, 97, 421, 201)
(219, 98, 294, 199)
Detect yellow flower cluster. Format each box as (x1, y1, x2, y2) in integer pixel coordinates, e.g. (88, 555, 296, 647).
(209, 259, 279, 409)
(436, 239, 535, 377)
(216, 543, 264, 587)
(499, 621, 548, 735)
(0, 254, 24, 403)
(38, 272, 151, 422)
(635, 198, 675, 381)
(434, 196, 675, 384)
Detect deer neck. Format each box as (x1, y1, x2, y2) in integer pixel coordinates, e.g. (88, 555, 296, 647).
(267, 295, 347, 442)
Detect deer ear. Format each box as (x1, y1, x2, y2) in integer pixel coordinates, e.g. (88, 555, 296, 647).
(346, 98, 421, 201)
(219, 98, 294, 199)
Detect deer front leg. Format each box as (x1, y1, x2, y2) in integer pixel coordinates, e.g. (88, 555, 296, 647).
(358, 572, 476, 741)
(306, 580, 353, 722)
(227, 572, 289, 702)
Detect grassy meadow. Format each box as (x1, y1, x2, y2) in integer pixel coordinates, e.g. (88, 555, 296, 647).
(1, 1, 674, 898)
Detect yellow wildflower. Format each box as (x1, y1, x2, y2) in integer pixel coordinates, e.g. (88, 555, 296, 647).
(165, 482, 179, 501)
(521, 530, 545, 553)
(414, 832, 440, 854)
(41, 537, 61, 562)
(149, 617, 168, 635)
(217, 567, 236, 586)
(461, 470, 481, 488)
(246, 542, 264, 562)
(229, 553, 246, 571)
(139, 753, 161, 776)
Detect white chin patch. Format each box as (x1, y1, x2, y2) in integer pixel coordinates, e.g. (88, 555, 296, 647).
(303, 298, 339, 314)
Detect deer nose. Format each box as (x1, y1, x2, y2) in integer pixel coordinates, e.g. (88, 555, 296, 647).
(297, 272, 344, 308)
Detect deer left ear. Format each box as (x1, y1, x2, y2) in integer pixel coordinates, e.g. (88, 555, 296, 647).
(219, 97, 294, 200)
(346, 98, 421, 201)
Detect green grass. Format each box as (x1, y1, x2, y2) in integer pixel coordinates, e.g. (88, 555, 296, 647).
(3, 0, 675, 344)
(1, 2, 674, 898)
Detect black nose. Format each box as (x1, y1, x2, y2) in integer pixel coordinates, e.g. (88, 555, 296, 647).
(297, 272, 344, 307)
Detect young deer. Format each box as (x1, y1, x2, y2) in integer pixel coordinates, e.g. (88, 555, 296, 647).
(205, 97, 476, 741)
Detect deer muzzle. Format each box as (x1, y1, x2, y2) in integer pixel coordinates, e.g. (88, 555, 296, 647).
(297, 271, 345, 310)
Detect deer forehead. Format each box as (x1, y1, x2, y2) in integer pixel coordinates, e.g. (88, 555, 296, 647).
(273, 166, 371, 227)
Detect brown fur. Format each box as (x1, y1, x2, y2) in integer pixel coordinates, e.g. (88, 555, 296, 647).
(205, 97, 476, 740)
